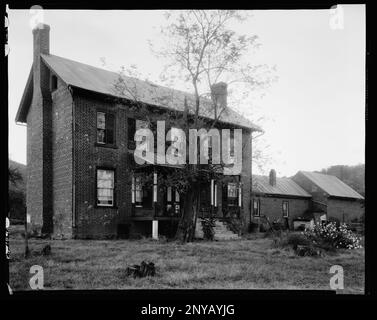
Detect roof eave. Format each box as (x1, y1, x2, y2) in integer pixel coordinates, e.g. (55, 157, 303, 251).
(15, 66, 33, 124)
(68, 84, 261, 131)
(251, 125, 263, 133)
(252, 191, 312, 198)
(328, 195, 364, 201)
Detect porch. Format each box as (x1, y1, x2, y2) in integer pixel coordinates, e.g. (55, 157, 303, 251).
(129, 165, 243, 238)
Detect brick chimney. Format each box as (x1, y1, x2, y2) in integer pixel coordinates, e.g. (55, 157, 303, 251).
(269, 169, 276, 186)
(32, 23, 50, 93)
(28, 23, 53, 235)
(211, 82, 227, 110)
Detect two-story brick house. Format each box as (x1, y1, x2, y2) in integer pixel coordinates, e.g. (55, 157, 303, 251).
(16, 24, 262, 239)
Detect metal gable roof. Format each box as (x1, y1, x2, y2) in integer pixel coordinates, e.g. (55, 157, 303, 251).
(252, 175, 312, 198)
(298, 171, 364, 200)
(38, 54, 262, 131)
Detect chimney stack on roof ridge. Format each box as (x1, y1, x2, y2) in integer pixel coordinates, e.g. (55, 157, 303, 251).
(269, 169, 277, 186)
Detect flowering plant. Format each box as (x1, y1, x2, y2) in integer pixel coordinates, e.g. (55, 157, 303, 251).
(304, 222, 362, 250)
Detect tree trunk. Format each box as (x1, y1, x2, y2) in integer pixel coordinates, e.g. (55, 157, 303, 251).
(175, 182, 200, 242)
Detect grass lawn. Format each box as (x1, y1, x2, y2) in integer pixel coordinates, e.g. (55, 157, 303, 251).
(9, 226, 364, 293)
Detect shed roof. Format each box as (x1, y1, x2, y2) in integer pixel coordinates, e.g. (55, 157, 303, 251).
(297, 171, 364, 200)
(16, 53, 262, 132)
(252, 175, 312, 198)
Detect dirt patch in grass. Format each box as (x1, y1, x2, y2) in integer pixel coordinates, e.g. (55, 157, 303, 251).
(8, 227, 364, 293)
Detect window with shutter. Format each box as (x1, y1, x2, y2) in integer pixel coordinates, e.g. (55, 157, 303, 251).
(106, 114, 115, 144)
(97, 112, 115, 145)
(127, 117, 136, 149)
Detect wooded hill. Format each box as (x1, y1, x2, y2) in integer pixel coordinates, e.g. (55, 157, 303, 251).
(318, 164, 365, 197)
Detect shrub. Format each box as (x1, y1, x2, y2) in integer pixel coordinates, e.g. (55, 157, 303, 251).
(226, 218, 243, 235)
(201, 218, 215, 241)
(327, 216, 341, 226)
(8, 189, 26, 221)
(271, 232, 307, 247)
(304, 222, 362, 250)
(286, 233, 311, 249)
(272, 221, 285, 231)
(295, 224, 306, 232)
(264, 228, 282, 239)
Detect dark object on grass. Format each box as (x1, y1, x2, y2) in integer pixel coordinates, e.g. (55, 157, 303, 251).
(41, 244, 51, 256)
(126, 261, 155, 278)
(295, 245, 320, 257)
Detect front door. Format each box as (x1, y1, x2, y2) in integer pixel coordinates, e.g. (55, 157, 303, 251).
(166, 186, 181, 217)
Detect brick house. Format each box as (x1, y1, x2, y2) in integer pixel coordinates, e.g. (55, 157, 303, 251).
(292, 171, 364, 223)
(250, 169, 312, 230)
(15, 24, 261, 239)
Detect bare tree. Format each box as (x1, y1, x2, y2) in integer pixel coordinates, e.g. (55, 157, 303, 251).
(112, 10, 275, 242)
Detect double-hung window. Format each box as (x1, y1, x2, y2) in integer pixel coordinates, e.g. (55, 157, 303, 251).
(282, 201, 289, 218)
(97, 169, 115, 207)
(97, 112, 115, 145)
(253, 199, 260, 217)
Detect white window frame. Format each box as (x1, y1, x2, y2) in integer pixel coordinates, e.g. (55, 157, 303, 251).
(96, 112, 106, 144)
(253, 199, 260, 217)
(97, 169, 115, 207)
(282, 200, 289, 218)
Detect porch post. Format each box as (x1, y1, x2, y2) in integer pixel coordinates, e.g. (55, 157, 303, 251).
(131, 173, 135, 216)
(152, 220, 159, 240)
(210, 179, 214, 206)
(214, 182, 218, 214)
(238, 182, 242, 207)
(210, 179, 214, 218)
(153, 171, 158, 204)
(152, 170, 158, 240)
(214, 183, 217, 207)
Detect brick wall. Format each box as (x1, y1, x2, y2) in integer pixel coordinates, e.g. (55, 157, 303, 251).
(51, 78, 73, 238)
(251, 195, 311, 228)
(27, 90, 44, 233)
(27, 25, 53, 235)
(327, 198, 364, 222)
(72, 93, 130, 238)
(72, 91, 253, 238)
(241, 130, 252, 230)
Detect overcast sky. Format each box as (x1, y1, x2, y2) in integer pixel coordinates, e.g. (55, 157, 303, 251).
(8, 6, 365, 177)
